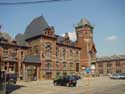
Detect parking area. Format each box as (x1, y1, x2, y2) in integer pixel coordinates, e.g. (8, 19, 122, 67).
(7, 77, 125, 94)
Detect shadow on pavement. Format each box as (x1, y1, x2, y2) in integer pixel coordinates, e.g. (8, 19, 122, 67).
(6, 84, 25, 94)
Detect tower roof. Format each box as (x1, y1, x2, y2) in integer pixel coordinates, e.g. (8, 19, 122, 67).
(78, 18, 91, 26)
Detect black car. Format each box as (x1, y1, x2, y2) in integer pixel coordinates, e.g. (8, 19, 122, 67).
(53, 76, 77, 87)
(6, 73, 17, 84)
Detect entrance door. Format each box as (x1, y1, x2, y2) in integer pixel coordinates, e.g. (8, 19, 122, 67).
(76, 63, 79, 72)
(27, 65, 37, 81)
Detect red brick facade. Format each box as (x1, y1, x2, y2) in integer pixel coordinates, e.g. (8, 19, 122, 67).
(96, 55, 125, 76)
(0, 16, 96, 81)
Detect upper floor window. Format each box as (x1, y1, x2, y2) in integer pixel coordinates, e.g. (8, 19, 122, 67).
(62, 48, 66, 60)
(69, 63, 73, 70)
(98, 63, 103, 68)
(3, 48, 8, 57)
(45, 43, 52, 60)
(45, 63, 52, 69)
(12, 49, 18, 58)
(63, 62, 67, 69)
(116, 62, 121, 67)
(107, 63, 112, 68)
(21, 51, 24, 59)
(56, 47, 59, 61)
(75, 51, 79, 60)
(34, 45, 39, 55)
(70, 49, 73, 60)
(56, 63, 60, 69)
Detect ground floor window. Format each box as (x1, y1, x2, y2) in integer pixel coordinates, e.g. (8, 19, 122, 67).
(56, 72, 60, 77)
(63, 72, 67, 76)
(1, 62, 16, 73)
(45, 72, 52, 79)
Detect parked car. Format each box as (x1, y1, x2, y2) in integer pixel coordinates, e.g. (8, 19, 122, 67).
(110, 73, 125, 79)
(53, 75, 77, 87)
(6, 73, 17, 84)
(120, 73, 125, 79)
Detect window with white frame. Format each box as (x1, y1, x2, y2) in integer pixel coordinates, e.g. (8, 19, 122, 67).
(62, 48, 66, 61)
(3, 48, 8, 57)
(45, 43, 52, 60)
(56, 47, 59, 61)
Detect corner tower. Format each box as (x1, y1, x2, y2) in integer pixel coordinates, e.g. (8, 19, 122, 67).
(75, 19, 96, 69)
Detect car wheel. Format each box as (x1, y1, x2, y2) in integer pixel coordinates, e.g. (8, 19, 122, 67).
(73, 83, 76, 86)
(66, 83, 70, 87)
(54, 82, 57, 86)
(14, 81, 16, 84)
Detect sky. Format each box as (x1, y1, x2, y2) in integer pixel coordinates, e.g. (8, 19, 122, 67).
(0, 0, 125, 57)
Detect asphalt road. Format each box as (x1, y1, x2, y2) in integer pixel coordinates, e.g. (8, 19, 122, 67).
(6, 77, 125, 94)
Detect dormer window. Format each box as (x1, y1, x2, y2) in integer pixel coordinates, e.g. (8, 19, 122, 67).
(44, 31, 47, 35)
(44, 30, 53, 36)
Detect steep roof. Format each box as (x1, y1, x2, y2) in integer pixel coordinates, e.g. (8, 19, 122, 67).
(55, 35, 76, 47)
(78, 18, 91, 26)
(15, 33, 27, 46)
(0, 32, 12, 41)
(97, 55, 125, 61)
(24, 16, 49, 40)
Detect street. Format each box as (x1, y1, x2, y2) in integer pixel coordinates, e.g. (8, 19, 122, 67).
(6, 77, 125, 94)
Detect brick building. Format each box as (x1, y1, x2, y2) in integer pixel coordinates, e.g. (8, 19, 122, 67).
(0, 16, 96, 81)
(0, 32, 29, 79)
(96, 55, 125, 76)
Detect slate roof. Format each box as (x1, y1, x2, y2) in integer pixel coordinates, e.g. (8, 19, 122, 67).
(15, 33, 27, 46)
(23, 55, 41, 63)
(0, 32, 12, 41)
(55, 35, 76, 47)
(78, 18, 91, 26)
(56, 35, 65, 44)
(97, 55, 125, 62)
(24, 16, 49, 40)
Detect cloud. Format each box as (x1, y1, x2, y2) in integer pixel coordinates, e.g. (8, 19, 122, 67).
(68, 32, 76, 41)
(62, 32, 76, 41)
(106, 35, 118, 41)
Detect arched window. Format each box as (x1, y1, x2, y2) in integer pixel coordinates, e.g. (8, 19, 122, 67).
(116, 62, 121, 73)
(33, 45, 39, 55)
(75, 51, 79, 60)
(45, 63, 52, 69)
(56, 63, 60, 69)
(70, 49, 73, 61)
(56, 47, 59, 61)
(69, 63, 73, 70)
(63, 62, 67, 69)
(45, 43, 52, 60)
(62, 48, 66, 60)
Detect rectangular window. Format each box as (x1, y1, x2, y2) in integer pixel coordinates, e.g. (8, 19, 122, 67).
(9, 63, 15, 73)
(34, 45, 39, 55)
(21, 51, 24, 60)
(12, 49, 18, 58)
(3, 48, 8, 57)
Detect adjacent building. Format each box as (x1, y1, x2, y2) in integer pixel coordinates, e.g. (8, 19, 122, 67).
(0, 16, 96, 81)
(96, 55, 125, 76)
